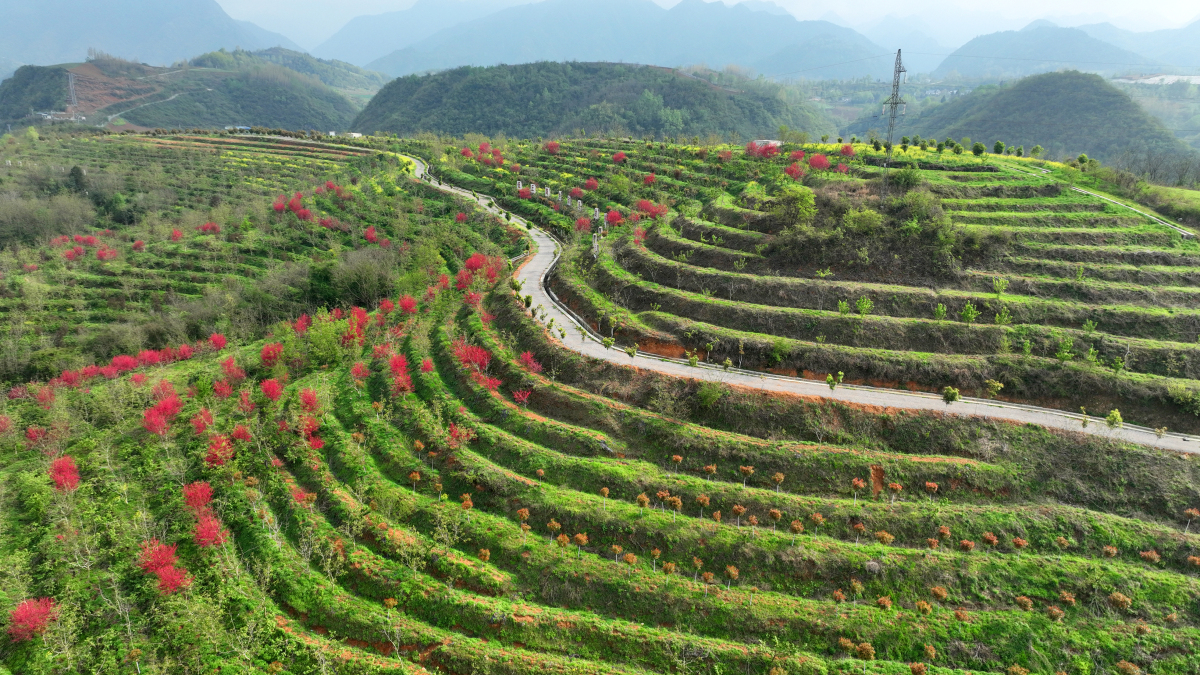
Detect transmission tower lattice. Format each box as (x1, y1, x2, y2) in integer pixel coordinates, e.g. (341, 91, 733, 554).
(881, 50, 906, 197)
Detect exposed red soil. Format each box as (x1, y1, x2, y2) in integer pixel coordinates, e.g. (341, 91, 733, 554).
(67, 63, 163, 113)
(636, 338, 688, 358)
(870, 465, 885, 497)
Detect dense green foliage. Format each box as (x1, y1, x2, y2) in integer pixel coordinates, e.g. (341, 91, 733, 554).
(0, 66, 69, 124)
(847, 71, 1192, 163)
(354, 62, 836, 140)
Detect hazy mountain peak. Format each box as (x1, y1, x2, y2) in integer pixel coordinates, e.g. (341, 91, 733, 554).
(1022, 19, 1059, 31)
(0, 0, 301, 66)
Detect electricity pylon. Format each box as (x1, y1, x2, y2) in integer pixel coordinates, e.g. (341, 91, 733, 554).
(881, 50, 906, 197)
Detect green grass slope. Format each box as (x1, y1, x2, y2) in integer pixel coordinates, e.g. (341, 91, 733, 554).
(845, 71, 1190, 163)
(406, 132, 1200, 432)
(353, 61, 837, 140)
(190, 48, 390, 108)
(118, 66, 359, 130)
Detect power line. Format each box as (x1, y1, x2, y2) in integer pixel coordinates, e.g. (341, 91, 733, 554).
(766, 54, 893, 78)
(766, 50, 1200, 79)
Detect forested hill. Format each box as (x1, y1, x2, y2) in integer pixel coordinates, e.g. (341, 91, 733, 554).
(845, 71, 1189, 162)
(0, 50, 368, 130)
(189, 48, 390, 106)
(353, 61, 837, 140)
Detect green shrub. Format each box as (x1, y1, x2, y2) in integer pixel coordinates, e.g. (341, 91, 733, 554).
(890, 167, 923, 190)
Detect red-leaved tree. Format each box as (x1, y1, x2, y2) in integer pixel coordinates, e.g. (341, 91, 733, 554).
(260, 379, 283, 402)
(399, 294, 418, 314)
(138, 540, 178, 574)
(183, 481, 213, 513)
(49, 456, 80, 492)
(205, 435, 234, 468)
(7, 598, 57, 642)
(154, 565, 191, 595)
(190, 408, 213, 435)
(193, 514, 228, 548)
(260, 343, 283, 368)
(300, 388, 319, 413)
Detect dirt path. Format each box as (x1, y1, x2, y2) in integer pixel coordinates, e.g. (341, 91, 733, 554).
(404, 155, 1200, 455)
(105, 92, 188, 124)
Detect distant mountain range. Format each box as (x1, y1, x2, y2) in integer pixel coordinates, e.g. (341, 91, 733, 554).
(0, 0, 301, 67)
(1077, 20, 1200, 72)
(362, 0, 896, 81)
(844, 71, 1188, 162)
(312, 0, 535, 68)
(353, 61, 837, 139)
(931, 25, 1158, 80)
(5, 0, 1200, 86)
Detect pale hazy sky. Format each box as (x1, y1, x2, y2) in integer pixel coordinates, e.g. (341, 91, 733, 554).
(214, 0, 1200, 50)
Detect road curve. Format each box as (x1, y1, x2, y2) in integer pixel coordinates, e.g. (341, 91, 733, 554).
(404, 154, 1200, 454)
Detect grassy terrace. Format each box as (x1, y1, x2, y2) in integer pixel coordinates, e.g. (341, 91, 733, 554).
(401, 136, 1200, 432)
(2, 133, 1199, 675)
(0, 131, 527, 383)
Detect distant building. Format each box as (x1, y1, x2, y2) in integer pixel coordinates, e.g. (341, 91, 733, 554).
(1112, 74, 1200, 85)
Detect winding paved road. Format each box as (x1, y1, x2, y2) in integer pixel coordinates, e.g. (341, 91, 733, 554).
(405, 155, 1200, 454)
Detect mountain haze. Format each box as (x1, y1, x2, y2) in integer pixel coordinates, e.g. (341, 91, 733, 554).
(312, 0, 536, 67)
(931, 26, 1158, 80)
(365, 0, 894, 81)
(0, 57, 21, 82)
(0, 0, 301, 67)
(1076, 19, 1200, 71)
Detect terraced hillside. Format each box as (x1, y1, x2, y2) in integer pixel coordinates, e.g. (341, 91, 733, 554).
(413, 137, 1200, 434)
(2, 132, 1200, 675)
(0, 130, 524, 383)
